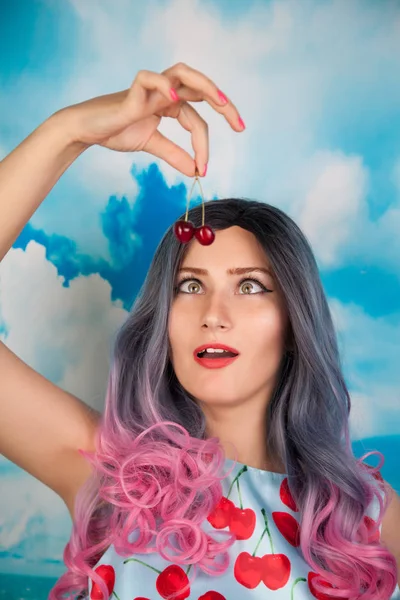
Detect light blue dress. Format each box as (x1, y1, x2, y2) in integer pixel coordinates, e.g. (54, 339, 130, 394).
(86, 459, 399, 600)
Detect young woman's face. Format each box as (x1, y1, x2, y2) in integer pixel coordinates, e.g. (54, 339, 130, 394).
(168, 226, 290, 409)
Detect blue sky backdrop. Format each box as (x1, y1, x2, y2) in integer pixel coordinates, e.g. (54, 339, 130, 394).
(0, 0, 399, 587)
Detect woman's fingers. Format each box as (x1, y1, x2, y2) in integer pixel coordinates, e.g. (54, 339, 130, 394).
(142, 129, 196, 177)
(176, 102, 209, 176)
(144, 101, 209, 176)
(124, 64, 244, 176)
(125, 70, 180, 121)
(162, 63, 244, 132)
(128, 65, 243, 132)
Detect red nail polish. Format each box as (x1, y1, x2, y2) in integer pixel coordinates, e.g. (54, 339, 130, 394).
(217, 90, 228, 104)
(170, 88, 179, 101)
(238, 116, 246, 130)
(203, 163, 208, 177)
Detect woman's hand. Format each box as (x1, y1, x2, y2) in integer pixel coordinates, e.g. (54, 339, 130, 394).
(58, 62, 245, 177)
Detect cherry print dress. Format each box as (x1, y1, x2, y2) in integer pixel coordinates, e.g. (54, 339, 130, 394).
(86, 459, 399, 600)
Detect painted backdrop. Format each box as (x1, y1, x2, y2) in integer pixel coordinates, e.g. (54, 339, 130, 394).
(0, 0, 399, 598)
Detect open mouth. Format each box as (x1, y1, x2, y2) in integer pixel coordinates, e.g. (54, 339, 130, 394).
(194, 348, 238, 369)
(197, 349, 238, 359)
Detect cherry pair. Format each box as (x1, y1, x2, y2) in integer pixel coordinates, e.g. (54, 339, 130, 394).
(173, 168, 215, 246)
(174, 220, 215, 245)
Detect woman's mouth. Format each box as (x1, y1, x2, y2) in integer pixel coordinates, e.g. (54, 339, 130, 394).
(193, 344, 239, 369)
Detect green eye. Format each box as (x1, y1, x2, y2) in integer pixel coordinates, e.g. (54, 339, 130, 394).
(239, 279, 267, 294)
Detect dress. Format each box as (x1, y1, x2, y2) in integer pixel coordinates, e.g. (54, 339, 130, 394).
(86, 459, 399, 600)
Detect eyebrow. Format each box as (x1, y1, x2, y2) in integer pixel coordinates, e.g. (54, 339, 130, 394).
(178, 266, 273, 277)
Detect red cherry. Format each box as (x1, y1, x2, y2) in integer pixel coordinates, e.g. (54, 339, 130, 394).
(272, 511, 301, 546)
(229, 506, 256, 540)
(363, 515, 381, 543)
(364, 464, 384, 483)
(156, 564, 190, 600)
(198, 592, 226, 600)
(373, 471, 384, 483)
(194, 225, 215, 245)
(207, 496, 235, 529)
(174, 220, 194, 243)
(280, 478, 298, 512)
(234, 552, 263, 589)
(90, 564, 115, 599)
(260, 553, 291, 590)
(308, 572, 348, 600)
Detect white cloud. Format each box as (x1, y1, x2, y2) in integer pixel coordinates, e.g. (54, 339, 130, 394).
(348, 385, 400, 440)
(57, 0, 400, 270)
(1, 0, 400, 577)
(329, 298, 400, 438)
(294, 151, 369, 268)
(73, 145, 139, 206)
(0, 241, 128, 410)
(1, 0, 399, 434)
(348, 391, 377, 440)
(0, 468, 70, 576)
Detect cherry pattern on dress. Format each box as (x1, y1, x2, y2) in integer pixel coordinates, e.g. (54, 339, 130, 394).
(88, 463, 383, 600)
(89, 564, 118, 600)
(207, 465, 256, 540)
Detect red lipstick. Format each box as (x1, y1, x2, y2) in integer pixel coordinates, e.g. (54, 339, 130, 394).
(193, 343, 239, 369)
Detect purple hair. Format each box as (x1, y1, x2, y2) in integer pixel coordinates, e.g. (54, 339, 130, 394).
(50, 198, 397, 599)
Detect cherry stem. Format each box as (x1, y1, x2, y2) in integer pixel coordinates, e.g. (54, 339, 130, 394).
(123, 557, 162, 575)
(226, 465, 248, 499)
(236, 478, 243, 510)
(186, 564, 192, 576)
(252, 508, 274, 557)
(112, 591, 122, 600)
(185, 170, 205, 226)
(291, 577, 307, 600)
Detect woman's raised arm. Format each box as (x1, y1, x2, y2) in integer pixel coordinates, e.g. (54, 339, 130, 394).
(0, 64, 242, 517)
(0, 113, 98, 516)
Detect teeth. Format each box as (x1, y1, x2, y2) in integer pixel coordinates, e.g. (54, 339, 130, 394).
(199, 348, 229, 355)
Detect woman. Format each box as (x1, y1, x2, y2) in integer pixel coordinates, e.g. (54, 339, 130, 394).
(0, 63, 399, 600)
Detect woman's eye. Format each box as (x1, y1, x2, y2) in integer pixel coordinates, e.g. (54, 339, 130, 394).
(175, 279, 270, 295)
(240, 279, 267, 294)
(178, 279, 200, 294)
(175, 279, 200, 294)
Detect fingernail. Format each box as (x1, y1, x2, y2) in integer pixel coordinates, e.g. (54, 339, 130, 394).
(170, 87, 179, 102)
(238, 116, 246, 130)
(203, 163, 208, 177)
(217, 89, 228, 104)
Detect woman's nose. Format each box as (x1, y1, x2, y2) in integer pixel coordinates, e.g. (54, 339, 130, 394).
(202, 294, 232, 328)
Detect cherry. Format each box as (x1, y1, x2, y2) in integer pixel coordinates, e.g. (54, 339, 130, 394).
(234, 552, 263, 589)
(90, 564, 116, 599)
(199, 592, 226, 600)
(272, 511, 301, 546)
(363, 515, 380, 543)
(364, 464, 384, 482)
(207, 496, 235, 529)
(195, 225, 215, 245)
(175, 169, 214, 245)
(156, 564, 190, 600)
(229, 506, 256, 540)
(308, 572, 348, 600)
(261, 553, 291, 590)
(280, 478, 299, 512)
(174, 220, 194, 243)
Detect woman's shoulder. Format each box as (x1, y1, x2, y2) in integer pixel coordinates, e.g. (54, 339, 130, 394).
(381, 481, 400, 589)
